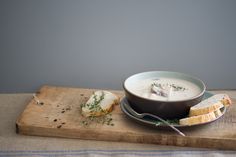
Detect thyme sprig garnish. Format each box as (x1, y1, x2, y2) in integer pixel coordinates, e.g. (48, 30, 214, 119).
(88, 92, 105, 113)
(80, 92, 114, 126)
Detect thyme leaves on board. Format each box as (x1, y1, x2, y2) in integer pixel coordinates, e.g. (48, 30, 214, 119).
(80, 113, 114, 126)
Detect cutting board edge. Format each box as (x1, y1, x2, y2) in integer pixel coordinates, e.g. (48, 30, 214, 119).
(15, 122, 236, 150)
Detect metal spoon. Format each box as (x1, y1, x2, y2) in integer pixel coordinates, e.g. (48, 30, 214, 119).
(123, 100, 185, 137)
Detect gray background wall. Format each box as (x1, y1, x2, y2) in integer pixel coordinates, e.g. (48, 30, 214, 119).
(0, 0, 236, 93)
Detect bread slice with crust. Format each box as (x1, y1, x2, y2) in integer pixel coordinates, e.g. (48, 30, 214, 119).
(180, 94, 231, 126)
(180, 109, 223, 126)
(81, 91, 119, 117)
(189, 101, 224, 117)
(189, 94, 232, 117)
(216, 94, 232, 107)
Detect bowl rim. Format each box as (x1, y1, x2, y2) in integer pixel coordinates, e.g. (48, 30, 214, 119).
(123, 71, 206, 103)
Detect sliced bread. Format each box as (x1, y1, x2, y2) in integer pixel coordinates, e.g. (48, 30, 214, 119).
(189, 94, 232, 117)
(216, 94, 232, 107)
(81, 90, 119, 117)
(180, 109, 223, 126)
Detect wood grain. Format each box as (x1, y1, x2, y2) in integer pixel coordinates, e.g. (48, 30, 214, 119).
(16, 85, 236, 150)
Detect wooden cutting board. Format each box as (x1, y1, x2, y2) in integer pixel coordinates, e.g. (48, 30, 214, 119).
(16, 85, 236, 150)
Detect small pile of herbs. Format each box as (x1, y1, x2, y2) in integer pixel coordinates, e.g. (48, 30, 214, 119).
(81, 113, 114, 126)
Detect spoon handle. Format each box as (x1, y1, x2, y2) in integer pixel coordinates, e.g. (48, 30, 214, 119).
(122, 98, 185, 136)
(145, 113, 186, 137)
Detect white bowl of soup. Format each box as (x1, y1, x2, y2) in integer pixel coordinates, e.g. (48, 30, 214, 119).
(123, 71, 206, 119)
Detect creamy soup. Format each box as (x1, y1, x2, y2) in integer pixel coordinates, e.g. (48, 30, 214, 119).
(128, 78, 202, 101)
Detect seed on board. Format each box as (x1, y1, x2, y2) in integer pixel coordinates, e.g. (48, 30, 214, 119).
(53, 119, 57, 122)
(57, 125, 62, 128)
